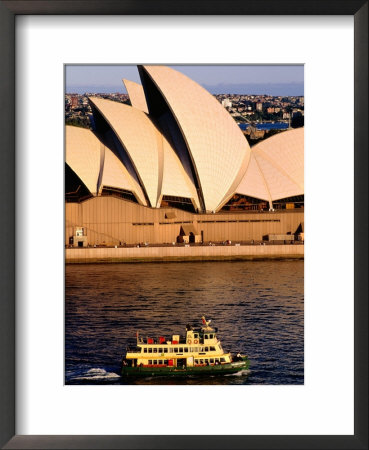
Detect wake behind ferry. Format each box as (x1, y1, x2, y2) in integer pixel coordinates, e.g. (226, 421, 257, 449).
(121, 316, 250, 377)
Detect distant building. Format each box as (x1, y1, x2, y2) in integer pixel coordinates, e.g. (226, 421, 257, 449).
(221, 98, 232, 108)
(71, 96, 78, 108)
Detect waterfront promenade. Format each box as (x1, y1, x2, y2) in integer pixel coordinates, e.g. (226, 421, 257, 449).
(65, 243, 304, 264)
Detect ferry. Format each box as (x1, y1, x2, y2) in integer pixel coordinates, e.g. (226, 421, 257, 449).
(121, 316, 250, 377)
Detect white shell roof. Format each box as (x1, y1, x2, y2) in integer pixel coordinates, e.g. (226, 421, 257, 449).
(123, 79, 148, 113)
(101, 145, 147, 205)
(236, 127, 304, 201)
(67, 69, 303, 211)
(142, 65, 251, 212)
(160, 137, 200, 209)
(236, 152, 272, 202)
(253, 127, 304, 193)
(66, 125, 146, 204)
(65, 125, 101, 194)
(89, 97, 161, 208)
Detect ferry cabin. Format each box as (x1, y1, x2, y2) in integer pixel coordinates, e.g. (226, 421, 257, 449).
(125, 328, 232, 368)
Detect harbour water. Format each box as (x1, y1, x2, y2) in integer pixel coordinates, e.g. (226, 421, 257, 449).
(65, 260, 304, 385)
(238, 122, 289, 131)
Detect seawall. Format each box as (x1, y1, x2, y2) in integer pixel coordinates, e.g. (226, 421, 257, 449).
(65, 244, 304, 264)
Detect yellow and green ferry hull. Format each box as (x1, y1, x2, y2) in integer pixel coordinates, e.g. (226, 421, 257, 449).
(121, 357, 250, 378)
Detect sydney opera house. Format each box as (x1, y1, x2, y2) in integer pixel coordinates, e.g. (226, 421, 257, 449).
(66, 65, 304, 247)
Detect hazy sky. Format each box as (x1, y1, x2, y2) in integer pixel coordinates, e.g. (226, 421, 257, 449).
(65, 65, 304, 96)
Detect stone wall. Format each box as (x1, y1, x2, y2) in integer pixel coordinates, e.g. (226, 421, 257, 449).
(66, 243, 304, 264)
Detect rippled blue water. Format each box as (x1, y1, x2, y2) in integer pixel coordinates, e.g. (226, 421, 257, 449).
(65, 261, 304, 385)
(238, 122, 289, 131)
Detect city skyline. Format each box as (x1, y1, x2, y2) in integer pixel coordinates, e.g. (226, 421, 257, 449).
(66, 65, 304, 96)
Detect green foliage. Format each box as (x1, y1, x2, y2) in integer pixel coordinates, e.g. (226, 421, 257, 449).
(65, 117, 91, 129)
(291, 114, 304, 128)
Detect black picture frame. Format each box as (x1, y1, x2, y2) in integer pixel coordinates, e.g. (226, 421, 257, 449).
(0, 1, 367, 449)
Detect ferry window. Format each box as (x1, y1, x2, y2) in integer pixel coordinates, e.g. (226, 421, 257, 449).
(220, 358, 225, 362)
(153, 360, 157, 365)
(148, 360, 152, 364)
(209, 334, 213, 338)
(195, 359, 198, 364)
(154, 348, 158, 353)
(174, 348, 178, 353)
(204, 334, 208, 339)
(158, 348, 163, 353)
(205, 347, 209, 351)
(164, 360, 168, 365)
(210, 358, 214, 363)
(144, 348, 147, 353)
(194, 334, 198, 338)
(184, 348, 188, 353)
(148, 348, 152, 353)
(210, 346, 215, 351)
(179, 347, 183, 353)
(163, 348, 168, 353)
(200, 359, 204, 364)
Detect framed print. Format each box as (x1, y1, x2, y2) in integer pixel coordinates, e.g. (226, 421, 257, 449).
(0, 1, 367, 449)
